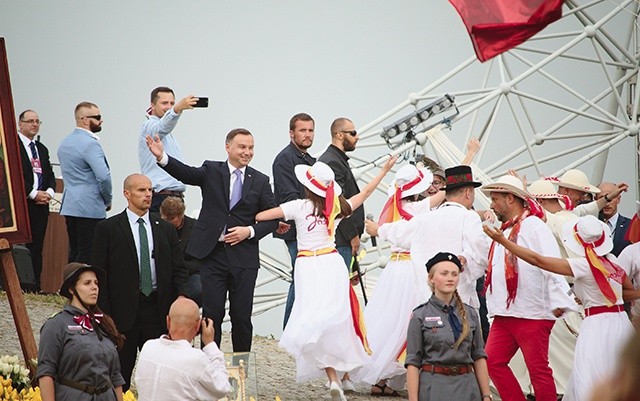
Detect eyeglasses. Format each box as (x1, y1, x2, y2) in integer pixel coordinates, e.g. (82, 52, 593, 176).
(83, 115, 102, 121)
(431, 179, 445, 187)
(20, 119, 42, 125)
(340, 130, 357, 137)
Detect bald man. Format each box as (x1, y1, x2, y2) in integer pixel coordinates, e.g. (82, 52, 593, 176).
(597, 181, 632, 256)
(135, 298, 230, 401)
(92, 173, 188, 390)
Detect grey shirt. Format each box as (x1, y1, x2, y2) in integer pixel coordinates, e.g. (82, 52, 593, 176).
(405, 294, 486, 368)
(36, 304, 125, 400)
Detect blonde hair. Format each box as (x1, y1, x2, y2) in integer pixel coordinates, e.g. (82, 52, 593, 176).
(428, 268, 470, 350)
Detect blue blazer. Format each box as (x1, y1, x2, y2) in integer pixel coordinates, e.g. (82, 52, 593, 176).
(57, 129, 112, 218)
(611, 214, 632, 257)
(162, 156, 278, 268)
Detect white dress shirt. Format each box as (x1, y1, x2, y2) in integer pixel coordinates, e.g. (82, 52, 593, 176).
(135, 336, 231, 401)
(126, 208, 157, 290)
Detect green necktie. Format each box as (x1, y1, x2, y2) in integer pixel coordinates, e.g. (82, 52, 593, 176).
(138, 218, 153, 296)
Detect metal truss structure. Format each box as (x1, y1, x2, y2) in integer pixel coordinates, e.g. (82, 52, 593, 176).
(248, 0, 640, 320)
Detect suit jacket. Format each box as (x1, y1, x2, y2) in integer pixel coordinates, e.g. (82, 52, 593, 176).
(272, 142, 315, 241)
(92, 210, 188, 333)
(19, 139, 56, 198)
(318, 144, 364, 247)
(57, 128, 112, 218)
(162, 156, 278, 268)
(612, 214, 632, 257)
(177, 215, 200, 275)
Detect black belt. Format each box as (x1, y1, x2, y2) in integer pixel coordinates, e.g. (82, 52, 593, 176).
(58, 377, 111, 395)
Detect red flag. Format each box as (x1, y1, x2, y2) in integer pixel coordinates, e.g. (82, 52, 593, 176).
(624, 213, 640, 243)
(448, 0, 564, 62)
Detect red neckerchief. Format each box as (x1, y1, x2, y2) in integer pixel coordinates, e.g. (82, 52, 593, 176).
(305, 170, 340, 237)
(573, 225, 626, 306)
(73, 313, 103, 331)
(484, 208, 531, 308)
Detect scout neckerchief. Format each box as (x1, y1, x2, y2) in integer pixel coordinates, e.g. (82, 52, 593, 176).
(73, 312, 103, 331)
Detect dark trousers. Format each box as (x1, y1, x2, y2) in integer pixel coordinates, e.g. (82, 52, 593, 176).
(201, 242, 258, 352)
(26, 200, 49, 291)
(282, 240, 298, 329)
(119, 292, 163, 391)
(64, 216, 102, 263)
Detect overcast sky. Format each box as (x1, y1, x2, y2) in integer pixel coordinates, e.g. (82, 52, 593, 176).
(2, 1, 636, 337)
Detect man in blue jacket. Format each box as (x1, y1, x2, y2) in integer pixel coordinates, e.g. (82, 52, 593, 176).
(58, 102, 112, 263)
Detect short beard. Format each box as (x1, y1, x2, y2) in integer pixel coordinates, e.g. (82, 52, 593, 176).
(90, 122, 102, 133)
(342, 137, 355, 152)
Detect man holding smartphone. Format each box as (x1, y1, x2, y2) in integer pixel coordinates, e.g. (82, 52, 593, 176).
(138, 86, 200, 212)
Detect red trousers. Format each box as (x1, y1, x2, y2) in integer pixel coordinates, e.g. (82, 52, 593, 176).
(485, 316, 556, 401)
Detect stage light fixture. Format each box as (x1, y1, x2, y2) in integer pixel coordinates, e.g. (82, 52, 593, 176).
(381, 94, 457, 145)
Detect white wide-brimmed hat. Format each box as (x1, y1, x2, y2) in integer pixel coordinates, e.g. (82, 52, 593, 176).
(480, 175, 530, 199)
(294, 162, 343, 198)
(387, 165, 433, 198)
(528, 179, 561, 199)
(562, 215, 613, 256)
(554, 169, 600, 194)
(529, 179, 574, 210)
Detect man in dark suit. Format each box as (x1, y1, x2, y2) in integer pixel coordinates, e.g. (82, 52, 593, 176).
(146, 128, 278, 352)
(318, 117, 363, 267)
(160, 196, 201, 306)
(597, 181, 632, 256)
(17, 110, 57, 292)
(92, 173, 188, 390)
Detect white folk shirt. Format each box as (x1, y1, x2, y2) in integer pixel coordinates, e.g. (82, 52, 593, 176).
(544, 209, 579, 258)
(486, 216, 574, 320)
(378, 201, 490, 308)
(134, 336, 231, 401)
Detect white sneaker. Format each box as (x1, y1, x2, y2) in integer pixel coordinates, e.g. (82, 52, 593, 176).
(330, 381, 347, 401)
(341, 378, 356, 393)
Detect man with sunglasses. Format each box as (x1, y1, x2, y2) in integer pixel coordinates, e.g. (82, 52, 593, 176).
(58, 102, 112, 263)
(318, 118, 362, 269)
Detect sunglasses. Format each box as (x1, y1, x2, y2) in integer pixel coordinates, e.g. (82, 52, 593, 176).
(340, 130, 357, 137)
(83, 115, 102, 121)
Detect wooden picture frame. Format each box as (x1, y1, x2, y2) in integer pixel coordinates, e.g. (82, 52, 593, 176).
(0, 38, 31, 244)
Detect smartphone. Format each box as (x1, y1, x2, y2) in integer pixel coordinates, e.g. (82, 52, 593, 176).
(194, 97, 209, 108)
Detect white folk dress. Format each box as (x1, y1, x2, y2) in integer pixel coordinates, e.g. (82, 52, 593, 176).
(355, 198, 432, 389)
(562, 256, 634, 401)
(279, 199, 369, 382)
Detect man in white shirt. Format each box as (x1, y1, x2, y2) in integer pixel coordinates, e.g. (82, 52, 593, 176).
(367, 165, 489, 308)
(135, 297, 231, 401)
(481, 175, 573, 401)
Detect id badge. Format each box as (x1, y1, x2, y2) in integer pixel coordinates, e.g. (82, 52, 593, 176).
(31, 158, 42, 174)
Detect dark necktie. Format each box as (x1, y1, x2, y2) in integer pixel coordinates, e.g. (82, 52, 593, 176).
(230, 169, 242, 208)
(29, 142, 43, 189)
(138, 218, 153, 296)
(444, 305, 462, 342)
